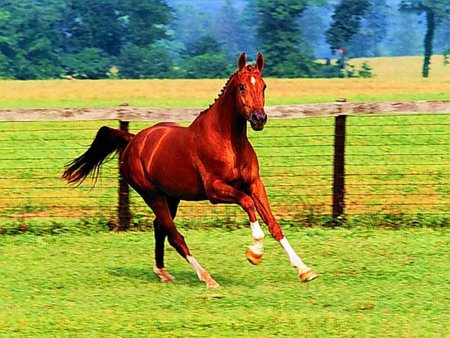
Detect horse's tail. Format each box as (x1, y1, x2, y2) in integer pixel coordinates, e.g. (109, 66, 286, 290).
(62, 126, 135, 186)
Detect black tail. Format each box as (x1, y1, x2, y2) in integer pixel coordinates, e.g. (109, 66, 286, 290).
(62, 126, 135, 186)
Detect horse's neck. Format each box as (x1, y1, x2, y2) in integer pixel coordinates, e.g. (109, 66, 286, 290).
(193, 82, 248, 144)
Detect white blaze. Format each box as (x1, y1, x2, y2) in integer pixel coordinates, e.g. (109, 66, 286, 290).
(250, 76, 256, 85)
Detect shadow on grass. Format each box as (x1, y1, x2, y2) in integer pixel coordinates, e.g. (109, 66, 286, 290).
(107, 266, 239, 287)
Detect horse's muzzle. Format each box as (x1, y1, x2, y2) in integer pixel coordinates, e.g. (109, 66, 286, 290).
(249, 111, 267, 131)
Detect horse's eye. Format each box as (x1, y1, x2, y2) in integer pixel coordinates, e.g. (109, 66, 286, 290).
(239, 84, 245, 92)
(263, 84, 267, 91)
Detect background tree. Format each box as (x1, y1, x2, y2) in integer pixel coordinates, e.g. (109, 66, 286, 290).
(117, 43, 173, 78)
(400, 0, 450, 77)
(120, 0, 173, 48)
(64, 0, 124, 56)
(347, 0, 392, 57)
(325, 0, 370, 56)
(298, 4, 332, 58)
(214, 0, 241, 60)
(61, 48, 111, 79)
(180, 34, 231, 78)
(168, 2, 214, 52)
(237, 0, 259, 57)
(3, 0, 448, 80)
(325, 0, 369, 76)
(256, 0, 317, 77)
(0, 0, 65, 79)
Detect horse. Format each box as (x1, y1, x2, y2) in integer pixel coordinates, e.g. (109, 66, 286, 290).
(62, 53, 318, 288)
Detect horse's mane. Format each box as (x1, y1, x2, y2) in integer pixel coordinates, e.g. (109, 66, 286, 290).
(198, 70, 239, 116)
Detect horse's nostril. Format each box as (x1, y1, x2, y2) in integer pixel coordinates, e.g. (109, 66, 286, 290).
(250, 114, 258, 123)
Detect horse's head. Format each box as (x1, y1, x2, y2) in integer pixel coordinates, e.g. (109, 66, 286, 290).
(235, 53, 267, 131)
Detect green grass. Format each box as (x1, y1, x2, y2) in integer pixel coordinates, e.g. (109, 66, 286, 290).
(0, 227, 448, 337)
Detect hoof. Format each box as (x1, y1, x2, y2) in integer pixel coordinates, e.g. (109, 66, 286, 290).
(154, 267, 176, 283)
(206, 279, 221, 289)
(246, 248, 263, 265)
(299, 269, 319, 282)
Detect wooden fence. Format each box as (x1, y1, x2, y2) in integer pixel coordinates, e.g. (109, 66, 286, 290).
(1, 99, 449, 229)
(1, 100, 449, 122)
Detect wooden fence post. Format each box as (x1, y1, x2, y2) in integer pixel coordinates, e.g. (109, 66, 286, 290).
(332, 103, 347, 221)
(118, 120, 131, 230)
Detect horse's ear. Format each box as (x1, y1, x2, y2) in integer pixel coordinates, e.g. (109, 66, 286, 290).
(256, 52, 264, 72)
(238, 53, 247, 71)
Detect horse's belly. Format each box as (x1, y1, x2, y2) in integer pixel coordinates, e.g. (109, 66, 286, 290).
(152, 166, 207, 201)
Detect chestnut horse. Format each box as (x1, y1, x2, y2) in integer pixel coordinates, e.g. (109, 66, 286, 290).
(63, 53, 318, 288)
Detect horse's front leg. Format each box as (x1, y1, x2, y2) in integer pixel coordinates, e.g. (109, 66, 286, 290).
(205, 179, 265, 265)
(249, 178, 318, 282)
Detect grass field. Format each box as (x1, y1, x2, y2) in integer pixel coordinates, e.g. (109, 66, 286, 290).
(0, 227, 448, 337)
(0, 56, 449, 109)
(0, 56, 449, 337)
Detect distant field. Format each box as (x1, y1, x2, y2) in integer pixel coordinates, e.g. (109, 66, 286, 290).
(0, 56, 449, 109)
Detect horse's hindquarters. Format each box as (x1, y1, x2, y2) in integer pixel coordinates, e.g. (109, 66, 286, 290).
(121, 125, 206, 201)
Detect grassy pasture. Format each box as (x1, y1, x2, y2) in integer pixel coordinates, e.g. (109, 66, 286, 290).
(0, 56, 449, 337)
(0, 56, 449, 109)
(0, 227, 448, 337)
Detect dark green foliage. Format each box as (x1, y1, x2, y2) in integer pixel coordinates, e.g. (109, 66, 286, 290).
(0, 0, 173, 79)
(185, 35, 223, 57)
(0, 0, 363, 79)
(178, 35, 232, 79)
(444, 46, 450, 65)
(181, 53, 232, 79)
(256, 0, 307, 75)
(64, 0, 124, 56)
(238, 0, 259, 57)
(61, 48, 112, 79)
(255, 0, 339, 78)
(0, 0, 64, 79)
(120, 0, 173, 48)
(422, 9, 435, 77)
(357, 61, 374, 78)
(326, 0, 370, 55)
(117, 43, 174, 79)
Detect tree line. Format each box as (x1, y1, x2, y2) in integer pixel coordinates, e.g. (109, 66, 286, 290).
(0, 0, 448, 80)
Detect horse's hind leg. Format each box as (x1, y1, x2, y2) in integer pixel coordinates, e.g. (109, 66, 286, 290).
(153, 199, 180, 282)
(149, 197, 220, 289)
(153, 198, 179, 282)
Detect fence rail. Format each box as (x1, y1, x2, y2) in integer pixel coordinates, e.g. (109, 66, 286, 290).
(0, 100, 449, 230)
(1, 100, 449, 122)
